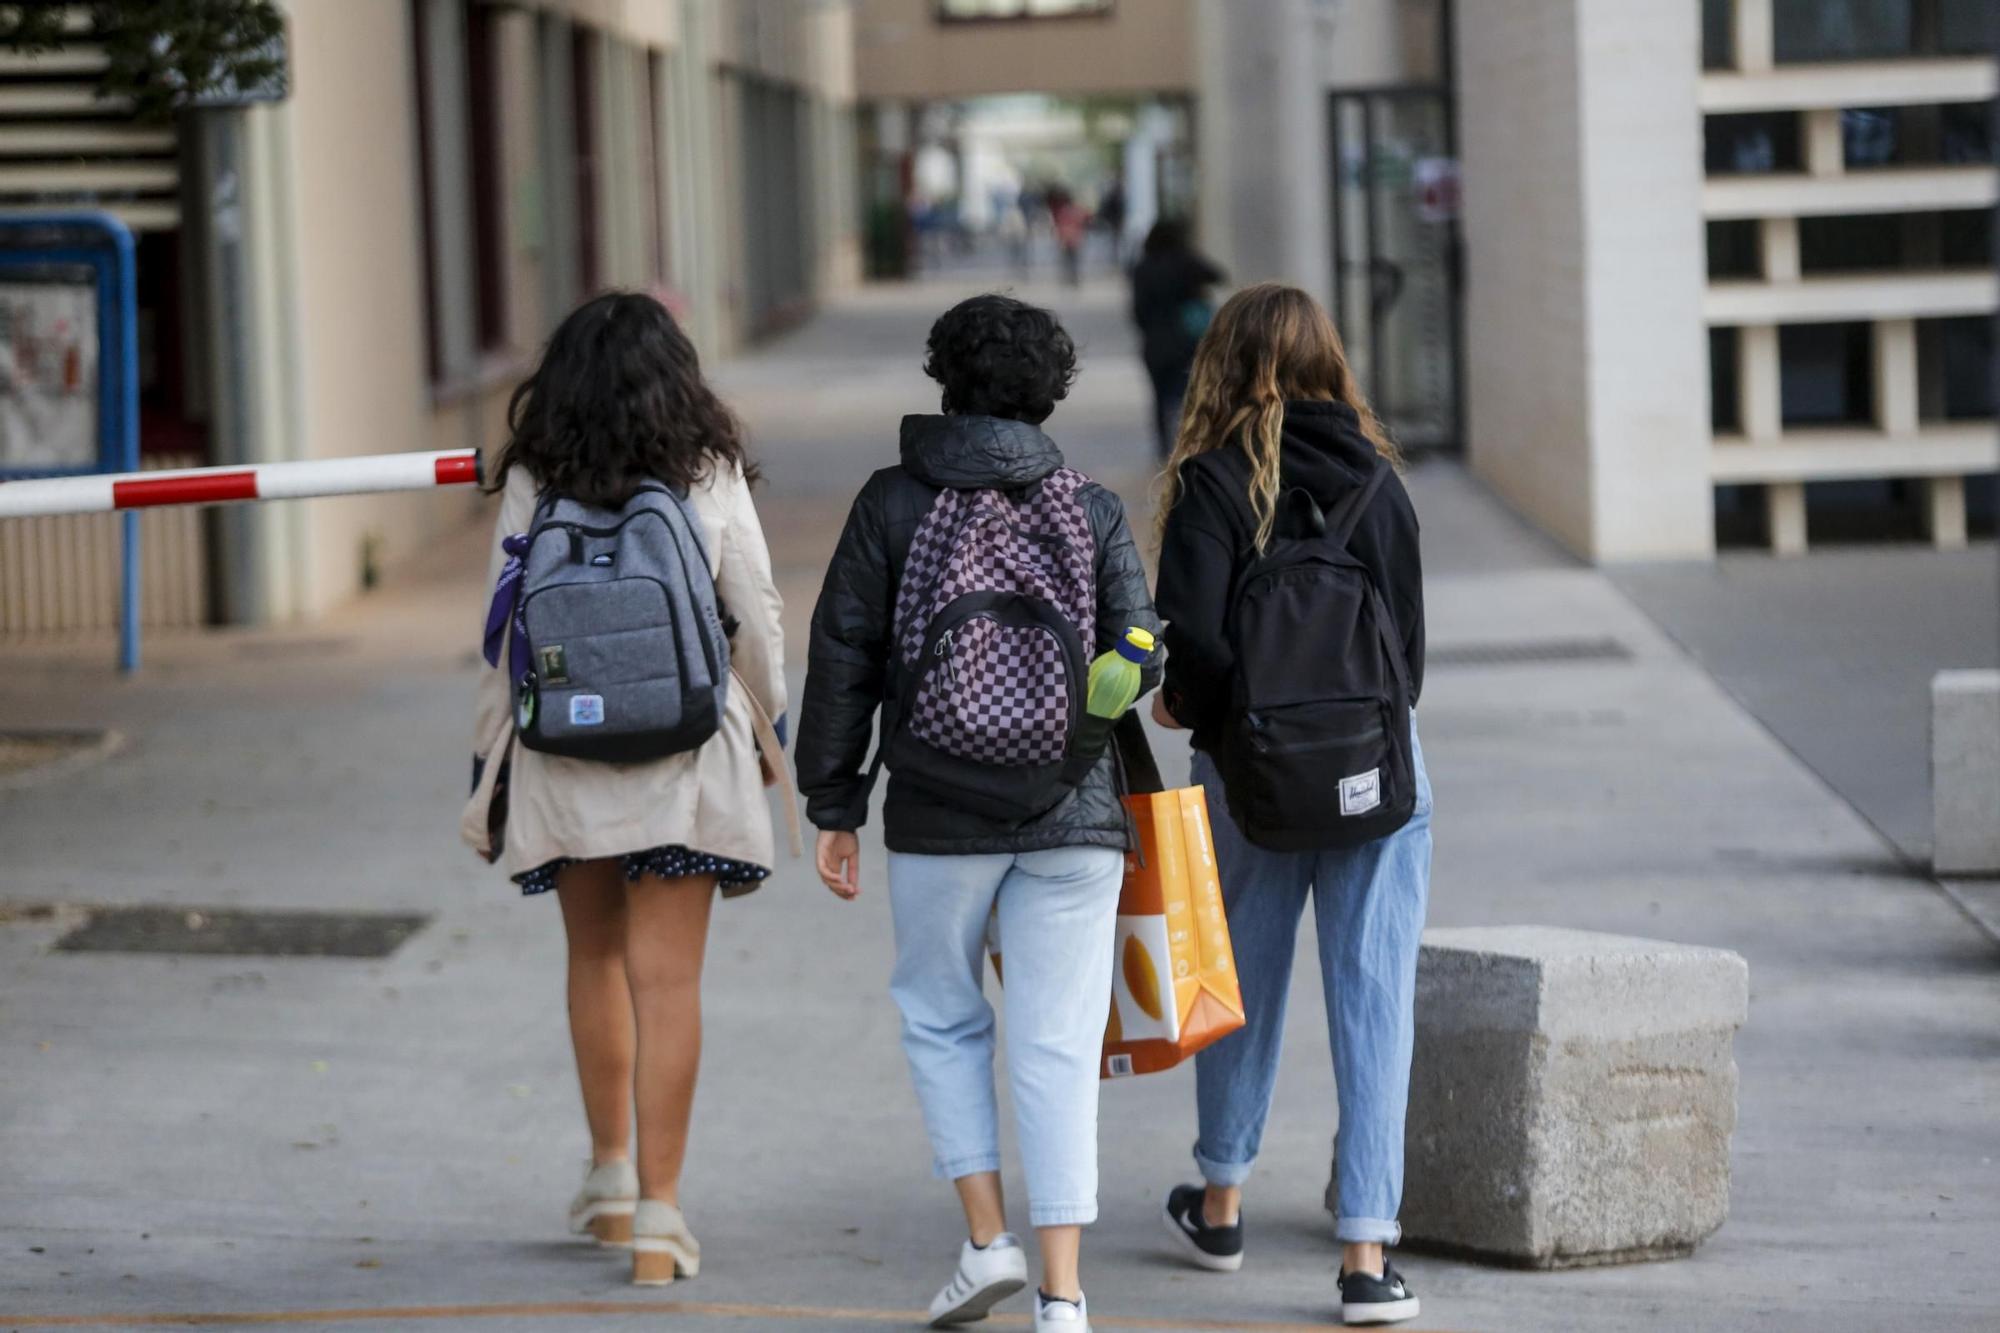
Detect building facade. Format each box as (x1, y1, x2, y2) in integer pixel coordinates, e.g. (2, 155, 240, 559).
(0, 0, 859, 638)
(1452, 0, 1996, 558)
(1051, 0, 2000, 561)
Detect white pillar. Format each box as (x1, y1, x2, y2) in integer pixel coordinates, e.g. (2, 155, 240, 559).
(191, 104, 306, 625)
(1871, 318, 1918, 434)
(1759, 216, 1799, 283)
(1765, 481, 1807, 556)
(1122, 102, 1171, 252)
(1458, 0, 1712, 559)
(1732, 0, 1773, 72)
(1805, 108, 1844, 178)
(1195, 0, 1330, 295)
(1924, 477, 1968, 550)
(1737, 324, 1782, 440)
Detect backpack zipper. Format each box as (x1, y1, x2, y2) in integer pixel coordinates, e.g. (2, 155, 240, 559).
(935, 630, 957, 686)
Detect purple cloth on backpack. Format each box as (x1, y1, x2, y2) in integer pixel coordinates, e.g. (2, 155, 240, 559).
(483, 532, 532, 686)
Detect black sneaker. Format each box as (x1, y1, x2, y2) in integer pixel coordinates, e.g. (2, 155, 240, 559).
(1338, 1260, 1419, 1325)
(1161, 1183, 1243, 1272)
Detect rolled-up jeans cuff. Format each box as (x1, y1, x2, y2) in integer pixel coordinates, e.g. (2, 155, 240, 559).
(1193, 1148, 1253, 1188)
(936, 1152, 1002, 1182)
(1029, 1201, 1097, 1227)
(1336, 1216, 1403, 1245)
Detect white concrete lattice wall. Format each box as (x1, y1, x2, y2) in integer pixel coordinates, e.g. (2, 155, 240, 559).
(1706, 0, 2000, 554)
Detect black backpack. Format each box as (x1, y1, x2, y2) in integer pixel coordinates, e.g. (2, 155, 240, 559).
(1215, 458, 1416, 851)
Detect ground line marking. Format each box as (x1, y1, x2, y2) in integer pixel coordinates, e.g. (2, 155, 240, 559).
(1, 1298, 1462, 1331)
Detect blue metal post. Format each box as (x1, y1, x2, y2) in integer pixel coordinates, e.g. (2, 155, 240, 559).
(0, 211, 143, 669)
(111, 218, 140, 673)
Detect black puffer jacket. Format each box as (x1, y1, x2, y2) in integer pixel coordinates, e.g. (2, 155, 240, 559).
(798, 413, 1162, 855)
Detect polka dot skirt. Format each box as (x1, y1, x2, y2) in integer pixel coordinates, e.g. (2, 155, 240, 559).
(514, 844, 772, 898)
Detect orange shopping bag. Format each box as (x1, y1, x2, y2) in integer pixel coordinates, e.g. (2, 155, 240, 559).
(1101, 713, 1245, 1078)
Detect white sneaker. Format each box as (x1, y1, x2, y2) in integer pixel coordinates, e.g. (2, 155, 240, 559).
(927, 1233, 1028, 1327)
(1034, 1289, 1090, 1332)
(566, 1158, 638, 1247)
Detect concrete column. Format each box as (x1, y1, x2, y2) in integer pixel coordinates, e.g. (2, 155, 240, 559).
(1765, 481, 1807, 555)
(1737, 324, 1782, 440)
(496, 9, 544, 348)
(1122, 102, 1173, 250)
(1933, 670, 2000, 874)
(1759, 216, 1799, 282)
(1871, 317, 1918, 434)
(1732, 0, 1773, 72)
(670, 0, 725, 354)
(1805, 108, 1844, 177)
(416, 0, 477, 378)
(192, 105, 306, 625)
(1195, 0, 1330, 294)
(1924, 477, 1968, 549)
(1457, 0, 1712, 560)
(536, 15, 580, 324)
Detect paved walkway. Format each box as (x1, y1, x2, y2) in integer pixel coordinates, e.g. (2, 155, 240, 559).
(3, 279, 1997, 1332)
(1611, 547, 1999, 868)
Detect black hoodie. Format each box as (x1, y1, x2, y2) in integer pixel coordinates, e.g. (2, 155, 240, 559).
(798, 414, 1162, 855)
(1156, 400, 1424, 754)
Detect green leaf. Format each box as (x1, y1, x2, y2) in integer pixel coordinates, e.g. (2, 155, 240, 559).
(3, 0, 288, 122)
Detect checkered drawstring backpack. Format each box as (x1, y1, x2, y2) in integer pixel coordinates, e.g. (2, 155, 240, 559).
(885, 468, 1103, 822)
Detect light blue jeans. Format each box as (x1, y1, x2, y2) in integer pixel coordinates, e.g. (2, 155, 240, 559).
(887, 846, 1125, 1228)
(1191, 722, 1433, 1245)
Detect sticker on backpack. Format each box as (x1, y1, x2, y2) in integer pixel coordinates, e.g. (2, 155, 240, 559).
(1339, 768, 1381, 817)
(570, 694, 606, 727)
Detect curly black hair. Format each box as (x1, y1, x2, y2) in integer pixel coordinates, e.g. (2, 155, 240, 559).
(923, 294, 1077, 424)
(489, 292, 756, 507)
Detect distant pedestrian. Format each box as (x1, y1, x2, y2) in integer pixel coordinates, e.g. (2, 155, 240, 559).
(465, 292, 790, 1287)
(996, 187, 1032, 280)
(1129, 219, 1225, 457)
(1149, 285, 1431, 1327)
(1048, 187, 1088, 287)
(1096, 179, 1126, 266)
(798, 295, 1160, 1333)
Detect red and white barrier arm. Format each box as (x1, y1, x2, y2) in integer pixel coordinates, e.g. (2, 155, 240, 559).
(0, 450, 483, 519)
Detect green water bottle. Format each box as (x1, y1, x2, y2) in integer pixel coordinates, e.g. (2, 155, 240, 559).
(1086, 627, 1157, 720)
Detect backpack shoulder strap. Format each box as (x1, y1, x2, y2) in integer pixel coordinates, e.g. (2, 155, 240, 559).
(1325, 457, 1391, 550)
(1277, 487, 1327, 539)
(735, 668, 803, 858)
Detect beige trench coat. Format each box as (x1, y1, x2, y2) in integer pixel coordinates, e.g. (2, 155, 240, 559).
(460, 464, 794, 891)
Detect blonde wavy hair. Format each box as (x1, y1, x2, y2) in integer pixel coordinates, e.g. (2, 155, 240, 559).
(1156, 283, 1399, 552)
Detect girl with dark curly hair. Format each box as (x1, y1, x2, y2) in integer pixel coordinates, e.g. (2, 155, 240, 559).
(463, 292, 788, 1286)
(799, 294, 1161, 1333)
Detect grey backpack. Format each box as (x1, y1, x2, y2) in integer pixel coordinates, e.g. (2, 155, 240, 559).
(508, 483, 730, 763)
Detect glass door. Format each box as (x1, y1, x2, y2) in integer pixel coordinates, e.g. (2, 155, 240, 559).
(1330, 90, 1463, 451)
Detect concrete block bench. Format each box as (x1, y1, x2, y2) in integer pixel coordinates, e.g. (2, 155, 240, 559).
(1399, 927, 1748, 1269)
(1933, 670, 2000, 876)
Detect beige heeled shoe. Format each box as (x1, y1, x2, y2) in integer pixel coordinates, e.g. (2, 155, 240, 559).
(567, 1159, 638, 1248)
(630, 1199, 700, 1285)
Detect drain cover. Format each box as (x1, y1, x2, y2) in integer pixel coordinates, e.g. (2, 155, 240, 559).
(54, 906, 429, 958)
(0, 729, 119, 783)
(1429, 637, 1632, 668)
(235, 636, 354, 660)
